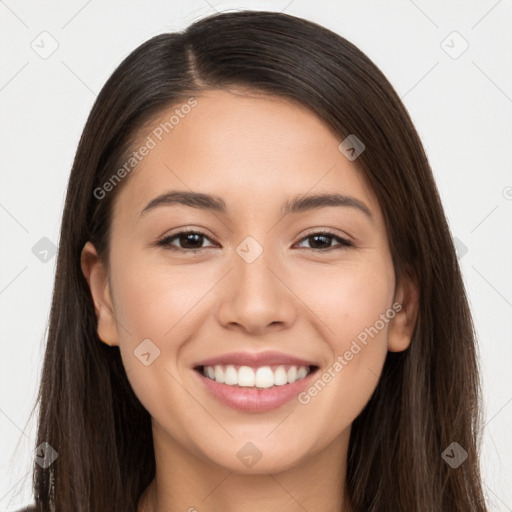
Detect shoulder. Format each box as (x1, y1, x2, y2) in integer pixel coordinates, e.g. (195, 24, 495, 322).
(13, 507, 38, 512)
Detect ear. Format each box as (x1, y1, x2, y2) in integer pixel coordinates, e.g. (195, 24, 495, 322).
(387, 272, 419, 352)
(80, 241, 119, 346)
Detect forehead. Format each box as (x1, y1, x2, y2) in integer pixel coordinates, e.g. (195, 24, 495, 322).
(113, 89, 380, 222)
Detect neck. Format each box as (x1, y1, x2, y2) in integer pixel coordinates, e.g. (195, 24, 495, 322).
(138, 422, 353, 512)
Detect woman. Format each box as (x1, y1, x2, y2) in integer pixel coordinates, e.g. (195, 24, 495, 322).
(21, 9, 488, 512)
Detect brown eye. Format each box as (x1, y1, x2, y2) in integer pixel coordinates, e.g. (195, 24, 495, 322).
(296, 231, 353, 251)
(157, 230, 216, 252)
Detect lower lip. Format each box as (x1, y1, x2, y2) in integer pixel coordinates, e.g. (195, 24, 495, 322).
(194, 368, 318, 412)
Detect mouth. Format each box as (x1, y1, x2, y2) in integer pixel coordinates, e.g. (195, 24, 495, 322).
(192, 353, 320, 412)
(195, 363, 318, 389)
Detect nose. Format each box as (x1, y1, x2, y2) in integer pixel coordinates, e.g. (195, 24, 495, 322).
(216, 247, 297, 336)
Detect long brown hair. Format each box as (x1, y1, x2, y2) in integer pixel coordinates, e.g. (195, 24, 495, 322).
(27, 10, 488, 511)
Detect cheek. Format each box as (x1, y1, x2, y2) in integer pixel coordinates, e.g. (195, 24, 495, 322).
(108, 255, 205, 435)
(110, 253, 218, 341)
(292, 255, 395, 347)
(331, 275, 394, 350)
(108, 253, 223, 405)
(292, 258, 394, 423)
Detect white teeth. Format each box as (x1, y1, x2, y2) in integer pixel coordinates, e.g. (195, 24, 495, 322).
(238, 366, 254, 387)
(224, 365, 238, 385)
(297, 366, 308, 380)
(202, 364, 311, 388)
(214, 365, 225, 384)
(255, 367, 274, 388)
(286, 366, 297, 384)
(273, 365, 288, 386)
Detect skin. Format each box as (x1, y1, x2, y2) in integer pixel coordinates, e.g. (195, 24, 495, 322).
(81, 89, 418, 512)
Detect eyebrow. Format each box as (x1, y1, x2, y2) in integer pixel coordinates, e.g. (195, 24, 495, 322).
(140, 190, 373, 221)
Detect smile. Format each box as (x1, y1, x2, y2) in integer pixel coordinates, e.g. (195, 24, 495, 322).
(192, 351, 320, 412)
(200, 364, 312, 389)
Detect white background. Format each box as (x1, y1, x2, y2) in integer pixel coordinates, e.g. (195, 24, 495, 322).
(1, 1, 511, 510)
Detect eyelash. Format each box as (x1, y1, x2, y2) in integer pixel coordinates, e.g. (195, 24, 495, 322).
(156, 228, 353, 254)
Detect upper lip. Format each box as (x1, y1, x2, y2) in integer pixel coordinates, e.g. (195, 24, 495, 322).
(193, 350, 318, 368)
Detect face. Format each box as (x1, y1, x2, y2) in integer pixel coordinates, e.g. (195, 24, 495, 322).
(82, 88, 416, 474)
